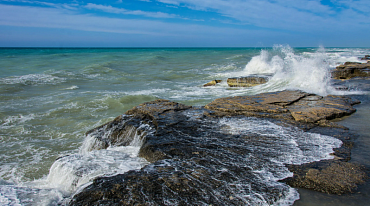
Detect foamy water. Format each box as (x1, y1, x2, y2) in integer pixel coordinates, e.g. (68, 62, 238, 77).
(0, 46, 369, 205)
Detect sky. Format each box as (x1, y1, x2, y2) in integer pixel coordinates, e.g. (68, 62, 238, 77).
(0, 0, 369, 47)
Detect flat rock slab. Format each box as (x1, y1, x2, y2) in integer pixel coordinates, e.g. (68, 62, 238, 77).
(283, 160, 366, 195)
(205, 90, 360, 127)
(227, 76, 268, 87)
(69, 91, 366, 206)
(332, 62, 370, 80)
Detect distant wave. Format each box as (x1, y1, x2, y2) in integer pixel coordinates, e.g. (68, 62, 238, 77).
(0, 74, 66, 85)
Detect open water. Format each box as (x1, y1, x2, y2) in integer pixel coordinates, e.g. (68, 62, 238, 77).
(0, 46, 369, 205)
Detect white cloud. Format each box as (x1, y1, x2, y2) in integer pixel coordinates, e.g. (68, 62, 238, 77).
(0, 1, 369, 46)
(85, 3, 177, 18)
(330, 0, 370, 13)
(0, 0, 79, 10)
(0, 4, 264, 37)
(155, 0, 369, 32)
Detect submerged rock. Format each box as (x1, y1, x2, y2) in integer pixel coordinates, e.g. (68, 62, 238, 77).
(203, 79, 222, 87)
(69, 91, 366, 206)
(332, 62, 370, 80)
(227, 75, 268, 87)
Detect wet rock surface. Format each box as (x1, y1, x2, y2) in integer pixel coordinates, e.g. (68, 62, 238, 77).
(360, 55, 370, 60)
(332, 62, 370, 80)
(203, 79, 222, 87)
(69, 91, 367, 206)
(227, 76, 269, 87)
(283, 161, 366, 194)
(205, 90, 360, 128)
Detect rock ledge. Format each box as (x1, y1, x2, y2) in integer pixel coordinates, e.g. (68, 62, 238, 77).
(69, 91, 366, 206)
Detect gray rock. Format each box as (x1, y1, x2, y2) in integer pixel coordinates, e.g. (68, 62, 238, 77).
(332, 62, 370, 80)
(227, 75, 268, 87)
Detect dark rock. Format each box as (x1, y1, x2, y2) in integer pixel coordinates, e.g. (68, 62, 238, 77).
(227, 75, 268, 87)
(84, 115, 150, 151)
(69, 91, 366, 206)
(360, 55, 370, 60)
(332, 62, 370, 79)
(71, 101, 299, 205)
(203, 80, 222, 87)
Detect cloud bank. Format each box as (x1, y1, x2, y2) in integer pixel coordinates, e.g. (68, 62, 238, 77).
(0, 0, 369, 47)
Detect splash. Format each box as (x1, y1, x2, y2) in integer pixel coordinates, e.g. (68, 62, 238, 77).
(45, 116, 151, 194)
(243, 45, 334, 96)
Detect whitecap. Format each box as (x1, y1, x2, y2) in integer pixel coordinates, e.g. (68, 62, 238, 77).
(0, 74, 66, 86)
(64, 85, 79, 90)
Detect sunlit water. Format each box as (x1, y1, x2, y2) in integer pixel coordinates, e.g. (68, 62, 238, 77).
(0, 46, 369, 205)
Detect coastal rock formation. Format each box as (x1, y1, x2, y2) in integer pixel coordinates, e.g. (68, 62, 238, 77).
(69, 91, 366, 206)
(227, 76, 268, 87)
(205, 90, 360, 128)
(360, 55, 370, 60)
(283, 160, 366, 194)
(203, 79, 222, 87)
(332, 62, 370, 79)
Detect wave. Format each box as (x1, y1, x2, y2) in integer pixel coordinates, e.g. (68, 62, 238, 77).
(0, 74, 66, 86)
(46, 116, 152, 194)
(216, 45, 369, 96)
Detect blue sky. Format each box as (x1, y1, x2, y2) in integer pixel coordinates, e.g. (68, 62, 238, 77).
(0, 0, 369, 47)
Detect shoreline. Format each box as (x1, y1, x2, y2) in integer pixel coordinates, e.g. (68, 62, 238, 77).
(68, 90, 368, 205)
(294, 94, 370, 205)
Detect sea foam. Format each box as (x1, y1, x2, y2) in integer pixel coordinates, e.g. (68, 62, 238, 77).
(242, 45, 333, 96)
(0, 74, 66, 85)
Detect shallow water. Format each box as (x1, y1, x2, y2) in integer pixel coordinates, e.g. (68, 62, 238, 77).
(0, 46, 369, 205)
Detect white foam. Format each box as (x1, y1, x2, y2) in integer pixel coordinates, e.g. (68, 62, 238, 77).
(46, 119, 151, 194)
(273, 187, 300, 206)
(46, 147, 148, 194)
(0, 184, 21, 206)
(219, 117, 342, 204)
(219, 117, 341, 166)
(0, 74, 66, 85)
(64, 85, 79, 90)
(244, 50, 281, 75)
(79, 133, 108, 154)
(1, 113, 37, 128)
(0, 181, 64, 206)
(239, 45, 334, 96)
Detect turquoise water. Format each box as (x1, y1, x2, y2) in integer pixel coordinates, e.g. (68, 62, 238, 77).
(0, 46, 369, 205)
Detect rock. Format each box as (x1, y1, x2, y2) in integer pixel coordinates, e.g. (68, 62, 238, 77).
(204, 80, 223, 87)
(205, 90, 359, 128)
(71, 101, 301, 205)
(332, 62, 370, 79)
(360, 55, 370, 60)
(84, 115, 149, 151)
(203, 80, 222, 87)
(227, 75, 268, 87)
(283, 161, 367, 194)
(69, 91, 366, 206)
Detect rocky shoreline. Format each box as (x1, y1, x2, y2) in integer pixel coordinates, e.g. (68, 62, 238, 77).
(69, 90, 367, 205)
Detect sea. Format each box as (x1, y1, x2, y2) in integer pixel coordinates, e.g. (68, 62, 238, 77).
(0, 45, 369, 205)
